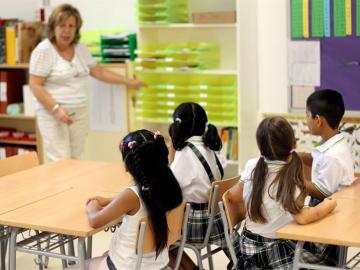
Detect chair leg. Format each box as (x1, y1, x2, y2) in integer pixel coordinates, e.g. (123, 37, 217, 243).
(67, 239, 76, 265)
(58, 235, 68, 269)
(206, 245, 214, 270)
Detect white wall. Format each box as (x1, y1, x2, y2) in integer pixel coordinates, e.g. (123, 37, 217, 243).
(0, 0, 137, 31)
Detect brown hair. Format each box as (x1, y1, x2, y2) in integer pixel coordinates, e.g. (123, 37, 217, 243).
(46, 4, 82, 45)
(247, 116, 307, 223)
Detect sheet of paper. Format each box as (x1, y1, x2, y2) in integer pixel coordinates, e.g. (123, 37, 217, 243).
(288, 41, 321, 86)
(324, 0, 331, 37)
(303, 0, 310, 38)
(291, 0, 303, 38)
(291, 85, 315, 109)
(312, 0, 324, 37)
(89, 78, 127, 132)
(334, 0, 346, 37)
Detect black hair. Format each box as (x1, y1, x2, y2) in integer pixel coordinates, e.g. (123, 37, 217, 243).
(306, 89, 345, 129)
(248, 117, 306, 223)
(120, 129, 183, 256)
(168, 102, 222, 151)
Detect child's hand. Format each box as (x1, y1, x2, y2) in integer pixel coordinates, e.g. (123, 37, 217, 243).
(323, 197, 337, 212)
(86, 199, 101, 212)
(86, 196, 111, 207)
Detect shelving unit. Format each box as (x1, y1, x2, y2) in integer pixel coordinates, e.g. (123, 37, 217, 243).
(0, 65, 43, 163)
(134, 0, 239, 173)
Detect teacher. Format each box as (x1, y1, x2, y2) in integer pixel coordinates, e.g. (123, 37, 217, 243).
(29, 4, 144, 161)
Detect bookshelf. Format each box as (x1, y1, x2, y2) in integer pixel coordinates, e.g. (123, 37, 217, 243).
(134, 0, 239, 174)
(0, 64, 43, 163)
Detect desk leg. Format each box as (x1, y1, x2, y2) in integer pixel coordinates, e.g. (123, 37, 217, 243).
(9, 228, 19, 270)
(68, 239, 76, 265)
(86, 237, 92, 259)
(293, 241, 304, 270)
(78, 237, 86, 270)
(338, 246, 348, 267)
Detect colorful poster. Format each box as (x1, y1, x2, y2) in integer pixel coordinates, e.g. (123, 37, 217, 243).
(334, 0, 347, 37)
(312, 0, 324, 37)
(324, 0, 331, 37)
(303, 0, 310, 37)
(345, 0, 352, 35)
(292, 0, 303, 38)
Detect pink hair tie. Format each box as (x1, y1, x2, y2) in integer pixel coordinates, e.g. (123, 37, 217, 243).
(260, 155, 265, 159)
(128, 141, 137, 149)
(141, 185, 150, 191)
(290, 149, 296, 154)
(154, 131, 161, 139)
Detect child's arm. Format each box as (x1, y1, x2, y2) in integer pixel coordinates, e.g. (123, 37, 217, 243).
(86, 196, 112, 207)
(305, 181, 326, 200)
(228, 181, 244, 203)
(298, 152, 313, 167)
(293, 197, 337, 225)
(86, 188, 139, 228)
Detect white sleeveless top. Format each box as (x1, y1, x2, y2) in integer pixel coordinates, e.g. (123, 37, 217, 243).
(108, 186, 169, 269)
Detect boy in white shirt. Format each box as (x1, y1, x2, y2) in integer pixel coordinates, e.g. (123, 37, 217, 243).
(301, 89, 355, 204)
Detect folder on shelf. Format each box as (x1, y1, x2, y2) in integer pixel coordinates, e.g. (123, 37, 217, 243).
(5, 25, 17, 64)
(0, 70, 26, 114)
(23, 85, 35, 116)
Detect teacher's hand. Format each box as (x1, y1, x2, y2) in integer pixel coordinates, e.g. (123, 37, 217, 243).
(55, 106, 73, 125)
(126, 79, 147, 90)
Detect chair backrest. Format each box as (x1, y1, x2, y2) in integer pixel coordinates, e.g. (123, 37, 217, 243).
(222, 190, 246, 234)
(0, 151, 39, 177)
(135, 201, 186, 255)
(208, 175, 240, 214)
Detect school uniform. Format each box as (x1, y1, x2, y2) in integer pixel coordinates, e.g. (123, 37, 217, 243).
(238, 158, 337, 269)
(311, 132, 355, 198)
(170, 136, 240, 266)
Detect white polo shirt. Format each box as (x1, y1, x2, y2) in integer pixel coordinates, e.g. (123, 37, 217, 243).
(170, 136, 221, 203)
(311, 132, 355, 196)
(29, 39, 97, 109)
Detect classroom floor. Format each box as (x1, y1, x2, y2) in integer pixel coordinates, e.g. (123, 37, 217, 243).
(12, 231, 360, 269)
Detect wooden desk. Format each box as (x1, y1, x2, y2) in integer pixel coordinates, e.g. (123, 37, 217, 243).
(0, 159, 131, 270)
(276, 183, 360, 269)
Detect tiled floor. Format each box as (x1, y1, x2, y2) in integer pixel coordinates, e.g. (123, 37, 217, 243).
(10, 231, 360, 269)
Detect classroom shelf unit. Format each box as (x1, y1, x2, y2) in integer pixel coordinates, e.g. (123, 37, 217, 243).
(134, 0, 239, 170)
(0, 64, 43, 162)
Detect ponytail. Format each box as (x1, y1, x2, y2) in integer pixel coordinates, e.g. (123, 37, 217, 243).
(247, 157, 268, 223)
(203, 123, 222, 151)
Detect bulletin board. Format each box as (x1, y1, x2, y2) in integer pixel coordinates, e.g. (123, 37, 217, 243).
(290, 0, 360, 111)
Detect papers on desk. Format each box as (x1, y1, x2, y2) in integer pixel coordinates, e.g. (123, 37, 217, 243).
(288, 41, 320, 86)
(89, 78, 127, 132)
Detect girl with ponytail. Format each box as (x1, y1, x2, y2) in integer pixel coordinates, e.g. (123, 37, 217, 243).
(169, 102, 241, 267)
(228, 116, 338, 269)
(82, 129, 182, 270)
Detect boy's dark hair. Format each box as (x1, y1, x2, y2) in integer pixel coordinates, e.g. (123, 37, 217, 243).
(306, 89, 345, 129)
(248, 117, 307, 223)
(169, 102, 222, 151)
(120, 129, 183, 256)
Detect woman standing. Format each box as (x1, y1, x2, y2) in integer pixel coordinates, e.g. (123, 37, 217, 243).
(29, 4, 144, 161)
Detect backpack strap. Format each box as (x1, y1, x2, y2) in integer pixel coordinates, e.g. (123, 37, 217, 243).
(187, 142, 223, 181)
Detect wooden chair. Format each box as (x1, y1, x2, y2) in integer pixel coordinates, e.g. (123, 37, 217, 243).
(0, 151, 39, 177)
(135, 202, 190, 270)
(218, 190, 246, 266)
(180, 175, 240, 270)
(0, 152, 39, 270)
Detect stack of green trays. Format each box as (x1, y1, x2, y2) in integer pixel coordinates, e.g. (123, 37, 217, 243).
(134, 73, 238, 126)
(137, 0, 188, 24)
(100, 33, 137, 63)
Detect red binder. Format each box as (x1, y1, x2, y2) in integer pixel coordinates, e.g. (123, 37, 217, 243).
(0, 70, 26, 113)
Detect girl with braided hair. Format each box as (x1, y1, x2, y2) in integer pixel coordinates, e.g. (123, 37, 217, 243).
(79, 129, 182, 270)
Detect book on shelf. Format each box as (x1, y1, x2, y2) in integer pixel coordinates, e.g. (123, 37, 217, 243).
(220, 126, 238, 161)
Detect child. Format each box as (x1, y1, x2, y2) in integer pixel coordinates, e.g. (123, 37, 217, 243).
(301, 89, 355, 204)
(169, 102, 240, 267)
(229, 116, 338, 269)
(74, 130, 183, 270)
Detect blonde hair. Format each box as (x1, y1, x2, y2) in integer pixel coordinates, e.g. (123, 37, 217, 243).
(46, 4, 82, 45)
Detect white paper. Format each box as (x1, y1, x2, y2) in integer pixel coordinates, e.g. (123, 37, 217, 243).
(288, 41, 320, 86)
(89, 78, 127, 132)
(291, 85, 315, 109)
(23, 85, 35, 116)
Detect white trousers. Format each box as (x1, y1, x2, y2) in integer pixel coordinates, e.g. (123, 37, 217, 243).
(36, 106, 89, 161)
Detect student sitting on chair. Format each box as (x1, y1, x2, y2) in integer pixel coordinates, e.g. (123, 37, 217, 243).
(300, 89, 355, 205)
(69, 130, 183, 270)
(169, 102, 241, 269)
(228, 116, 338, 269)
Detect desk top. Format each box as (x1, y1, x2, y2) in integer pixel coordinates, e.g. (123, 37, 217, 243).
(276, 183, 360, 247)
(0, 160, 133, 237)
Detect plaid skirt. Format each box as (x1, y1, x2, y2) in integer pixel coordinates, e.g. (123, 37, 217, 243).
(187, 203, 241, 269)
(237, 228, 338, 270)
